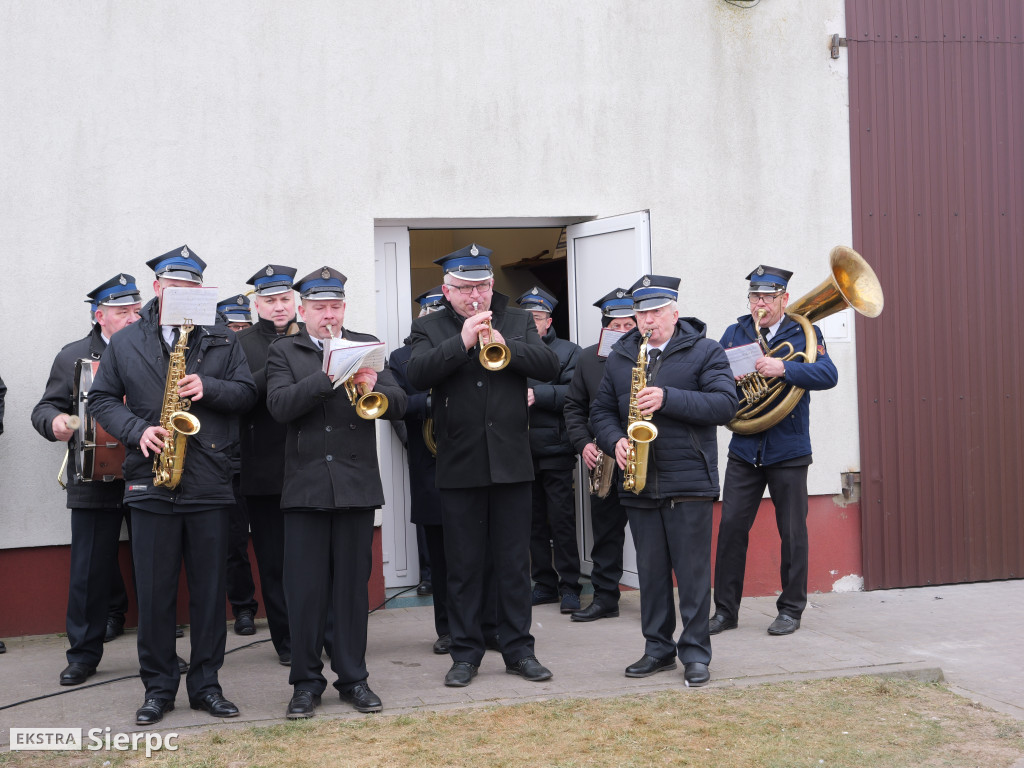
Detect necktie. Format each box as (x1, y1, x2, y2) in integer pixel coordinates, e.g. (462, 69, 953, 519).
(647, 348, 661, 378)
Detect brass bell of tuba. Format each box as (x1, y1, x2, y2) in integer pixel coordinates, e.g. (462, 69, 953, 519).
(727, 246, 884, 435)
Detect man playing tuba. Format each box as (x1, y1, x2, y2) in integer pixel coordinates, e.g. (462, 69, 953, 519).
(590, 274, 736, 688)
(710, 265, 838, 638)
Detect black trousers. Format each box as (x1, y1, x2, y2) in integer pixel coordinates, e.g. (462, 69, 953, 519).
(587, 490, 629, 606)
(423, 523, 449, 638)
(131, 506, 228, 701)
(66, 507, 131, 667)
(284, 508, 373, 695)
(627, 499, 712, 665)
(529, 465, 581, 596)
(441, 482, 534, 667)
(244, 493, 291, 656)
(714, 457, 810, 621)
(226, 475, 257, 617)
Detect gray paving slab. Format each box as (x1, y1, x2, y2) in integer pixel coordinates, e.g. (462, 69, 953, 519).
(1, 580, 1022, 749)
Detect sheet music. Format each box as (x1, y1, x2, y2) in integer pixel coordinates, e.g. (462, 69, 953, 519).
(159, 287, 219, 326)
(596, 328, 627, 358)
(323, 338, 387, 387)
(724, 342, 762, 377)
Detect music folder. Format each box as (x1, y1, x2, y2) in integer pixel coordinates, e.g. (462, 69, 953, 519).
(323, 338, 386, 388)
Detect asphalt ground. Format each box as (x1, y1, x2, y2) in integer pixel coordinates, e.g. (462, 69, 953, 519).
(2, 579, 1022, 757)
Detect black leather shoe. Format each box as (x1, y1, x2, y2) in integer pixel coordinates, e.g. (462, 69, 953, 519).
(135, 698, 174, 725)
(175, 626, 185, 638)
(444, 661, 478, 687)
(571, 601, 620, 623)
(559, 592, 581, 614)
(767, 613, 801, 635)
(709, 613, 738, 635)
(104, 616, 125, 643)
(233, 609, 256, 636)
(340, 681, 382, 713)
(0, 640, 6, 653)
(189, 692, 240, 718)
(684, 662, 710, 687)
(177, 655, 189, 675)
(531, 588, 558, 606)
(416, 580, 432, 596)
(624, 654, 677, 678)
(506, 656, 552, 682)
(286, 690, 320, 719)
(433, 634, 451, 654)
(278, 651, 292, 666)
(60, 662, 97, 686)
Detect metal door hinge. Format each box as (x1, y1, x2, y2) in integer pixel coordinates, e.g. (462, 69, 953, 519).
(831, 34, 848, 59)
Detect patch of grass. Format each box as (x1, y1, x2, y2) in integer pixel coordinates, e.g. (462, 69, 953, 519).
(5, 678, 1023, 768)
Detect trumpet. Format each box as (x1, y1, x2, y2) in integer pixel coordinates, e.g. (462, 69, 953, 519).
(327, 325, 389, 420)
(472, 301, 510, 371)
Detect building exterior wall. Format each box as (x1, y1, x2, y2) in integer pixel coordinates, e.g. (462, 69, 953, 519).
(0, 1, 858, 630)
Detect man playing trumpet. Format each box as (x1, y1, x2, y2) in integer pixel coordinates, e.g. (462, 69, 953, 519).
(407, 244, 559, 689)
(711, 265, 838, 637)
(266, 266, 406, 718)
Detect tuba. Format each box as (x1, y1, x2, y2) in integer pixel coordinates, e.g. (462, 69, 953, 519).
(153, 322, 201, 488)
(473, 301, 510, 371)
(727, 246, 884, 435)
(622, 330, 658, 494)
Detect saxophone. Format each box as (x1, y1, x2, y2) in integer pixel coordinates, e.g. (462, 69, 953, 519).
(622, 330, 659, 494)
(587, 444, 615, 499)
(153, 322, 201, 489)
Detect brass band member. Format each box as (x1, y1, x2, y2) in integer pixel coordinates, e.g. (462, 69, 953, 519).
(407, 244, 559, 689)
(590, 275, 737, 687)
(563, 287, 636, 622)
(31, 274, 141, 685)
(266, 267, 406, 719)
(89, 247, 258, 725)
(711, 265, 838, 637)
(234, 265, 301, 665)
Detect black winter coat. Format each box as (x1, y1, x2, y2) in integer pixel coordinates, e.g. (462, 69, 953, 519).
(389, 341, 444, 526)
(563, 342, 609, 455)
(265, 329, 407, 511)
(236, 316, 304, 495)
(406, 292, 559, 488)
(88, 298, 259, 509)
(31, 325, 125, 509)
(591, 319, 738, 503)
(527, 327, 580, 467)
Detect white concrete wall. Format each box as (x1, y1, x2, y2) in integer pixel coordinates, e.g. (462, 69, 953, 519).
(0, 0, 853, 549)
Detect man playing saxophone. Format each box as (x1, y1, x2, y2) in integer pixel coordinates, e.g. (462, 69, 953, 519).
(88, 246, 257, 726)
(710, 265, 837, 637)
(590, 274, 736, 687)
(563, 287, 636, 623)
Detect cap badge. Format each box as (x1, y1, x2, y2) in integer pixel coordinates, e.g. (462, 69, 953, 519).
(118, 275, 127, 285)
(756, 266, 765, 276)
(181, 246, 190, 259)
(531, 287, 539, 295)
(616, 290, 624, 298)
(470, 245, 479, 256)
(321, 268, 330, 280)
(642, 276, 651, 287)
(236, 296, 245, 305)
(266, 266, 274, 276)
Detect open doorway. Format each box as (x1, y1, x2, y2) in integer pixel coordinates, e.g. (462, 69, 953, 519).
(375, 214, 651, 592)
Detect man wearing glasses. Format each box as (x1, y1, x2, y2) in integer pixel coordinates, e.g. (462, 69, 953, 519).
(407, 244, 559, 688)
(711, 265, 838, 637)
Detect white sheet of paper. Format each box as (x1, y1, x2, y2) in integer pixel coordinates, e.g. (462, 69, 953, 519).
(725, 342, 762, 377)
(596, 328, 627, 358)
(323, 338, 387, 387)
(159, 287, 219, 326)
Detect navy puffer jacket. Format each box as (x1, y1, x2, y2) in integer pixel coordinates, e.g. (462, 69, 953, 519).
(590, 319, 738, 502)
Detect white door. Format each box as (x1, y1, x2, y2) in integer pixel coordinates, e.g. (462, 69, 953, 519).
(566, 211, 653, 588)
(374, 226, 419, 588)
